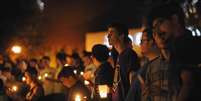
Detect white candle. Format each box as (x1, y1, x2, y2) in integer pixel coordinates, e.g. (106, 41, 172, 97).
(98, 85, 109, 98)
(75, 94, 81, 101)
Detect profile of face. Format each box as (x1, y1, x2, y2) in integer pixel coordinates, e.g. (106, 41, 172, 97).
(153, 19, 173, 49)
(24, 72, 32, 85)
(107, 27, 119, 46)
(140, 32, 152, 55)
(18, 61, 27, 72)
(82, 56, 91, 67)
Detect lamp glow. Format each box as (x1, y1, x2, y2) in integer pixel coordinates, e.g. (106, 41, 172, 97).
(11, 45, 22, 54)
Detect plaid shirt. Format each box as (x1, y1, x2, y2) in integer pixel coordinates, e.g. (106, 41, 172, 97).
(143, 56, 179, 101)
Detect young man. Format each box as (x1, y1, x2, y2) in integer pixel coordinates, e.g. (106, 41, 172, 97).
(107, 23, 140, 100)
(126, 28, 159, 101)
(58, 66, 91, 101)
(146, 2, 201, 100)
(142, 17, 193, 101)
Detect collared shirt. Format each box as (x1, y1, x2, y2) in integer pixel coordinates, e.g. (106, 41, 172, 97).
(143, 56, 180, 101)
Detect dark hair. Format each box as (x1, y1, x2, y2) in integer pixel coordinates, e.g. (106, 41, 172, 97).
(58, 66, 76, 79)
(107, 22, 129, 36)
(30, 58, 38, 63)
(147, 2, 185, 28)
(143, 28, 153, 39)
(42, 56, 50, 61)
(82, 51, 92, 57)
(25, 68, 38, 78)
(71, 52, 80, 59)
(92, 44, 109, 62)
(56, 51, 67, 61)
(1, 67, 10, 73)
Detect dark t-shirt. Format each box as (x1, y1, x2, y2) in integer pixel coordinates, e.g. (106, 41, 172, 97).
(118, 48, 140, 98)
(95, 62, 114, 87)
(174, 30, 201, 100)
(174, 29, 201, 65)
(68, 81, 91, 101)
(94, 62, 114, 100)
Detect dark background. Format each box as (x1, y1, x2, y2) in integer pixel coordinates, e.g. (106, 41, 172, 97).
(0, 0, 195, 54)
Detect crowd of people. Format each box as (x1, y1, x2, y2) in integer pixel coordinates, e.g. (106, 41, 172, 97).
(0, 2, 201, 101)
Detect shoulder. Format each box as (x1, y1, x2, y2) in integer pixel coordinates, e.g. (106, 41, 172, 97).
(99, 62, 114, 74)
(146, 57, 161, 72)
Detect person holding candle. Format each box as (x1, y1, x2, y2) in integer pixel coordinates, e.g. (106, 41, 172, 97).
(91, 44, 114, 101)
(58, 66, 91, 101)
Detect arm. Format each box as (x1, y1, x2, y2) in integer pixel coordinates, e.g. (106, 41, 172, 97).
(177, 70, 193, 101)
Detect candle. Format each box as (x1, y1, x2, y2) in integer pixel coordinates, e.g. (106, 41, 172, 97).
(44, 73, 48, 78)
(80, 71, 84, 76)
(75, 94, 81, 101)
(84, 80, 90, 85)
(74, 70, 77, 74)
(12, 85, 18, 92)
(98, 85, 109, 98)
(38, 76, 42, 80)
(22, 77, 26, 82)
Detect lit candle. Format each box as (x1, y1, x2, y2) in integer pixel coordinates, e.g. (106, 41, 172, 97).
(11, 45, 22, 54)
(64, 64, 69, 67)
(38, 76, 42, 80)
(80, 71, 84, 76)
(84, 80, 90, 85)
(98, 85, 109, 98)
(75, 94, 81, 101)
(22, 76, 26, 82)
(74, 70, 77, 74)
(44, 73, 48, 78)
(12, 85, 18, 92)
